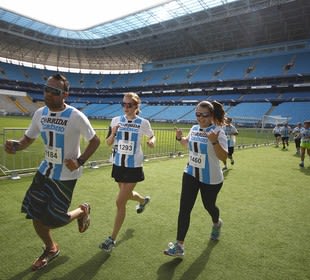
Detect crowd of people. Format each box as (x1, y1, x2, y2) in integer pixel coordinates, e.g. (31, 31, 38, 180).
(4, 73, 309, 271)
(272, 121, 310, 168)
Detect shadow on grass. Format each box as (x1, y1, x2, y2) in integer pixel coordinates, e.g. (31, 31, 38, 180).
(55, 251, 110, 280)
(117, 228, 135, 247)
(8, 255, 70, 280)
(156, 240, 218, 280)
(7, 229, 135, 280)
(56, 228, 135, 280)
(157, 257, 183, 280)
(178, 240, 218, 280)
(299, 165, 310, 176)
(223, 169, 231, 178)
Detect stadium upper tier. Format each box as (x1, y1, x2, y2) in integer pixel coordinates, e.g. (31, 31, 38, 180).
(1, 49, 310, 90)
(1, 47, 310, 125)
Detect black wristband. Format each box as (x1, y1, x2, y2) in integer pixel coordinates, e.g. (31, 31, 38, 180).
(12, 140, 20, 151)
(176, 136, 182, 141)
(77, 157, 86, 166)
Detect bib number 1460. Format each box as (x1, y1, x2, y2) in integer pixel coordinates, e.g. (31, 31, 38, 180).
(189, 152, 205, 168)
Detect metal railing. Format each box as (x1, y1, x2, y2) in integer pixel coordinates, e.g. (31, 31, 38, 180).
(0, 128, 189, 178)
(0, 127, 276, 179)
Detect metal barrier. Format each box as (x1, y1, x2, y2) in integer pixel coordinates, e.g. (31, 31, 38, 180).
(0, 126, 276, 179)
(0, 127, 189, 179)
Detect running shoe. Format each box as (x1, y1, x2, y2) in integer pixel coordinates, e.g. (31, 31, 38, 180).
(78, 203, 91, 233)
(99, 236, 116, 252)
(299, 162, 304, 168)
(164, 242, 184, 257)
(210, 218, 223, 240)
(136, 196, 151, 214)
(32, 244, 60, 271)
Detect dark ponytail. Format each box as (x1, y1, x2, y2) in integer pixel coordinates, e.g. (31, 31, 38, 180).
(211, 100, 225, 126)
(197, 100, 225, 126)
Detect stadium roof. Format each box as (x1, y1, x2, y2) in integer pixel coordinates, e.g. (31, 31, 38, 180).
(0, 0, 309, 71)
(0, 0, 169, 30)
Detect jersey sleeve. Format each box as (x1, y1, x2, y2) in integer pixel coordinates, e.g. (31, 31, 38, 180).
(217, 127, 228, 152)
(141, 118, 154, 138)
(25, 108, 43, 139)
(74, 110, 96, 141)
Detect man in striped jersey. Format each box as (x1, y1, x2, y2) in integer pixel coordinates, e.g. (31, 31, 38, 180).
(99, 92, 155, 253)
(5, 74, 100, 270)
(164, 100, 228, 257)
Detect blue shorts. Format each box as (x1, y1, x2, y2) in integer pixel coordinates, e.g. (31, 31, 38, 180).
(21, 171, 77, 228)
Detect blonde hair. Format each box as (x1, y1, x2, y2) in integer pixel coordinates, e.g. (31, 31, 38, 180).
(124, 92, 141, 115)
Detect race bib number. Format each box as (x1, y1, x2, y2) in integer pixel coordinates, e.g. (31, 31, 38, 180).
(45, 147, 62, 164)
(118, 140, 134, 155)
(189, 151, 206, 168)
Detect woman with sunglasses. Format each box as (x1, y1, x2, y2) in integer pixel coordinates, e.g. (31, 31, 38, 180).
(164, 100, 228, 257)
(100, 92, 156, 252)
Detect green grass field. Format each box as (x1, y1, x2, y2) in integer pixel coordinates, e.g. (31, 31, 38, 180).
(0, 145, 309, 280)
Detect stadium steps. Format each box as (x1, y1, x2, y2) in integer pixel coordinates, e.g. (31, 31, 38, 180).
(14, 99, 29, 113)
(264, 106, 276, 116)
(3, 95, 24, 113)
(5, 96, 29, 113)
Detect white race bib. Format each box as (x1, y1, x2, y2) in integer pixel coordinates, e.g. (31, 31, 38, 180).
(45, 147, 62, 164)
(118, 140, 135, 155)
(189, 151, 206, 168)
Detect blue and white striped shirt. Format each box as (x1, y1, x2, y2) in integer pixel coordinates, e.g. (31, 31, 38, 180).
(111, 115, 154, 168)
(184, 124, 227, 184)
(25, 104, 96, 180)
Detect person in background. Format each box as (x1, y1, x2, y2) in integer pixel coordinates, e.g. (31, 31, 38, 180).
(292, 122, 302, 155)
(299, 120, 310, 168)
(100, 92, 156, 253)
(164, 100, 227, 257)
(280, 123, 292, 150)
(222, 117, 238, 171)
(4, 73, 100, 271)
(272, 124, 281, 147)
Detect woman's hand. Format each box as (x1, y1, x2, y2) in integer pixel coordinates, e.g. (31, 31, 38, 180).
(207, 130, 220, 144)
(176, 128, 183, 140)
(147, 136, 155, 148)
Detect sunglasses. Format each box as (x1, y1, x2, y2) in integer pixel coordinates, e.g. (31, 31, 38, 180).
(195, 112, 211, 118)
(122, 102, 135, 108)
(44, 85, 65, 96)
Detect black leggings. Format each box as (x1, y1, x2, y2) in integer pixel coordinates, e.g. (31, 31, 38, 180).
(176, 172, 223, 241)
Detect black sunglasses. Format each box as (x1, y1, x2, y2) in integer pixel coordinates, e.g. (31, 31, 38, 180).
(122, 102, 135, 108)
(195, 112, 211, 118)
(44, 85, 65, 96)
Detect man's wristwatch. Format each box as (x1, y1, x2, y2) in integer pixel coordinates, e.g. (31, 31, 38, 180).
(77, 157, 86, 166)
